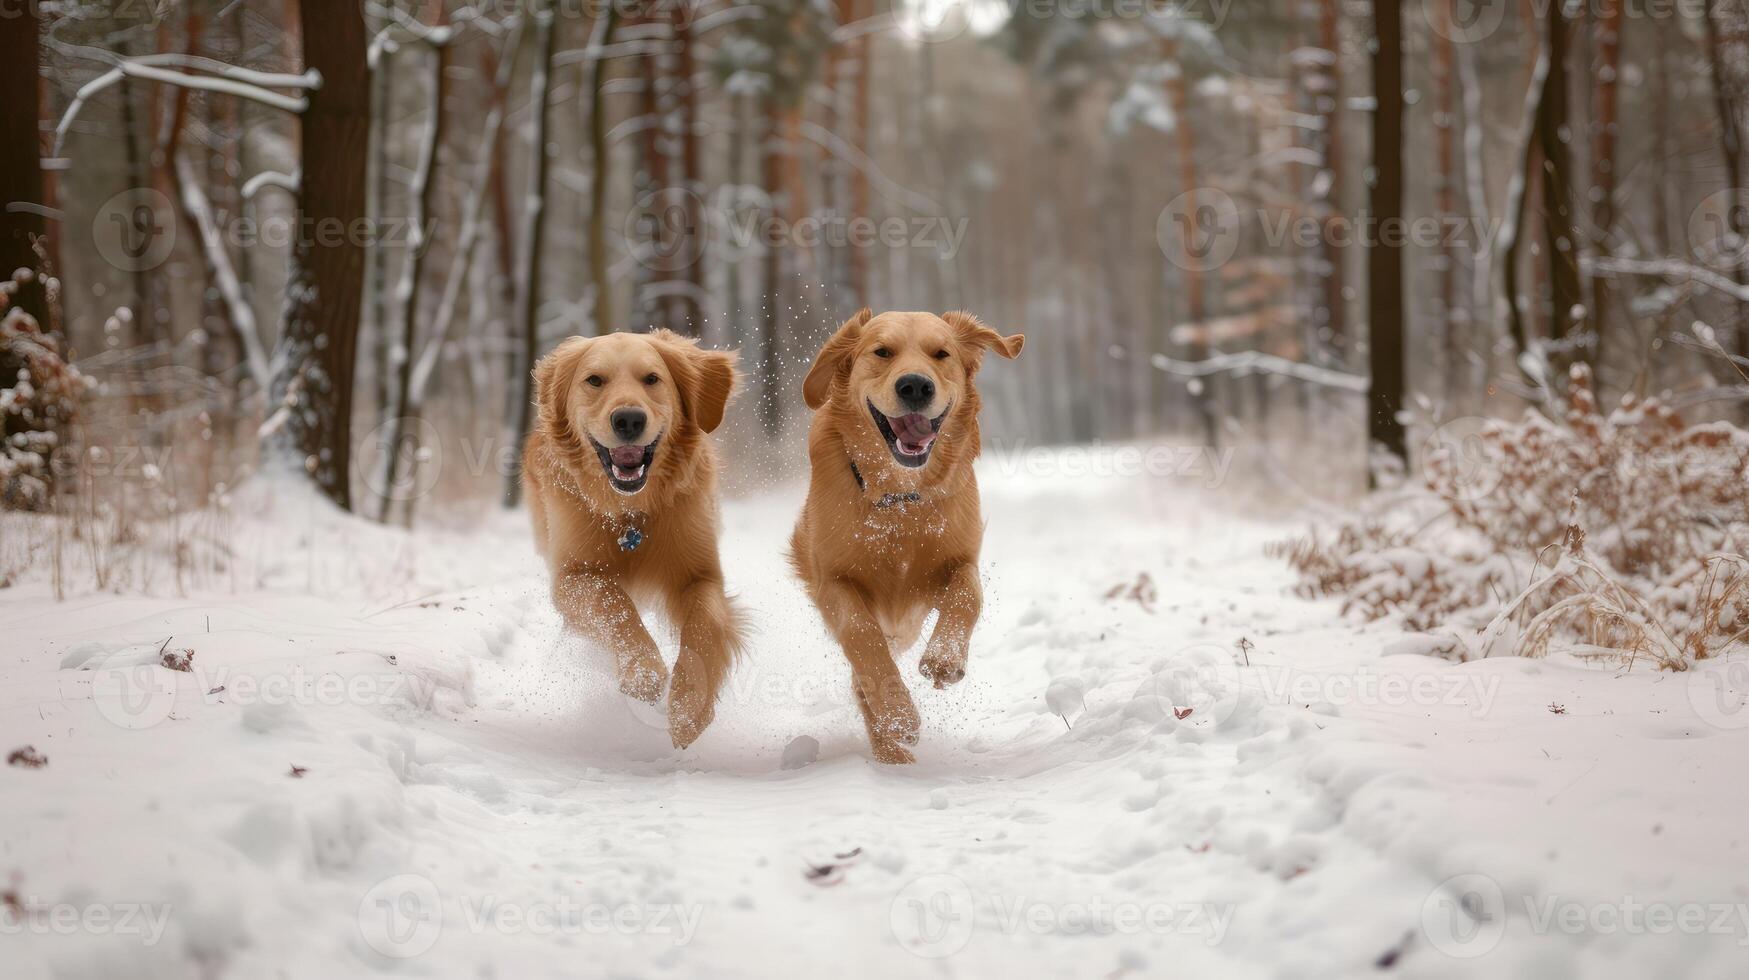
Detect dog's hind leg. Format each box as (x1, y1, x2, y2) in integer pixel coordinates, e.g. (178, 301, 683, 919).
(666, 577, 744, 750)
(816, 577, 921, 764)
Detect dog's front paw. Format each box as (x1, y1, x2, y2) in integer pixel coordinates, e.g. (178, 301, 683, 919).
(870, 737, 916, 765)
(667, 681, 715, 750)
(618, 652, 670, 705)
(919, 638, 968, 689)
(667, 654, 717, 750)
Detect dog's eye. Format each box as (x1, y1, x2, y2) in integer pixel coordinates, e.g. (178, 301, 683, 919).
(932, 349, 951, 360)
(585, 375, 604, 388)
(643, 373, 660, 386)
(873, 347, 892, 359)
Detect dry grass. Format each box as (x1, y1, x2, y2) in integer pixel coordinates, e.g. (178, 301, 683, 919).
(1275, 365, 1749, 667)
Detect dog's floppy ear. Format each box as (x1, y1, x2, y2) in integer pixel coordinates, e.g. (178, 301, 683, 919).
(533, 335, 592, 454)
(803, 308, 872, 410)
(943, 311, 1025, 366)
(650, 329, 738, 434)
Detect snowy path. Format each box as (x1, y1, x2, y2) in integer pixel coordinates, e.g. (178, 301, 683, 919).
(5, 470, 1748, 978)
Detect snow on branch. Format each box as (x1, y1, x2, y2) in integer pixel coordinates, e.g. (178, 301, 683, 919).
(798, 120, 942, 215)
(174, 151, 274, 392)
(1146, 349, 1369, 393)
(1584, 256, 1749, 303)
(56, 61, 310, 157)
(242, 171, 299, 200)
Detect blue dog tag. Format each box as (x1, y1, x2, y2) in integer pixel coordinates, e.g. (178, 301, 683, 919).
(618, 528, 643, 552)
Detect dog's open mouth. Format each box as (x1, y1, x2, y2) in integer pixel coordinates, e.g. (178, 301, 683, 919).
(869, 401, 946, 468)
(590, 436, 659, 494)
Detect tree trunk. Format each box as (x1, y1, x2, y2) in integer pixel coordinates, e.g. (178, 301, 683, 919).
(850, 0, 873, 306)
(1366, 0, 1407, 482)
(270, 0, 370, 510)
(1163, 35, 1218, 449)
(760, 93, 785, 438)
(366, 42, 396, 426)
(635, 12, 672, 330)
(1539, 0, 1585, 367)
(504, 1, 557, 507)
(381, 7, 448, 524)
(1590, 0, 1622, 346)
(1317, 0, 1346, 353)
(673, 2, 702, 332)
(1705, 0, 1749, 357)
(587, 6, 621, 336)
(1433, 0, 1458, 400)
(0, 6, 46, 328)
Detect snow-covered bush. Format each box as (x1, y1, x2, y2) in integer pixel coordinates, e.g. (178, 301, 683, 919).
(1, 268, 83, 511)
(1274, 365, 1749, 665)
(1426, 365, 1749, 578)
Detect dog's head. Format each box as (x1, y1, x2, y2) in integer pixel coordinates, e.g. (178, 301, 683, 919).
(803, 310, 1023, 471)
(534, 330, 736, 498)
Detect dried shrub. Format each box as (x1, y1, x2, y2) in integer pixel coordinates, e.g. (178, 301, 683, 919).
(1276, 365, 1749, 665)
(1426, 364, 1749, 578)
(1, 267, 85, 510)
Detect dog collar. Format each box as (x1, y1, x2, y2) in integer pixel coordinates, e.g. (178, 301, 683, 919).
(847, 458, 923, 509)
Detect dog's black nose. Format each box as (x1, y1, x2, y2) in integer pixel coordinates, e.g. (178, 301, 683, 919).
(611, 408, 647, 442)
(895, 373, 935, 411)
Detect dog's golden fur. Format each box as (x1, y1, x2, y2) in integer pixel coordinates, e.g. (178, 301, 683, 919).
(522, 329, 742, 749)
(790, 309, 1024, 763)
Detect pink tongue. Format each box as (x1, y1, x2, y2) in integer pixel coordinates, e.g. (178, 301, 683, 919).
(610, 445, 644, 468)
(889, 413, 935, 445)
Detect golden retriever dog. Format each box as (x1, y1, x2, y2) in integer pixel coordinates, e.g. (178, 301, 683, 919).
(522, 329, 742, 750)
(790, 309, 1024, 763)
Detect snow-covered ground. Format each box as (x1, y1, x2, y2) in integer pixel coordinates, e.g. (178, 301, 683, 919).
(4, 465, 1748, 978)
